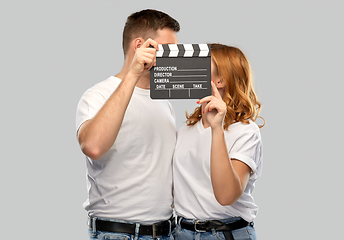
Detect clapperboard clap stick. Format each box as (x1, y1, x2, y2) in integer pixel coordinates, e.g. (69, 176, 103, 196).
(150, 44, 211, 99)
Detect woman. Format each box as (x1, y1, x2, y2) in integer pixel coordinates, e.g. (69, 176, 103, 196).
(173, 43, 264, 240)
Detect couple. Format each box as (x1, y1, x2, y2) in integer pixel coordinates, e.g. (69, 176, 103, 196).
(76, 9, 263, 240)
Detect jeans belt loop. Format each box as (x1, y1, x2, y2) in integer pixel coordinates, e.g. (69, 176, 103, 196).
(194, 220, 207, 233)
(167, 220, 172, 236)
(92, 217, 97, 233)
(134, 223, 140, 240)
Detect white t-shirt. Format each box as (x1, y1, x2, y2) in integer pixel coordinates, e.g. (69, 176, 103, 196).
(76, 76, 176, 224)
(173, 120, 263, 222)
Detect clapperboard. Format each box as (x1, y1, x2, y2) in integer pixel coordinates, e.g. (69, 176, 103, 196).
(150, 44, 211, 99)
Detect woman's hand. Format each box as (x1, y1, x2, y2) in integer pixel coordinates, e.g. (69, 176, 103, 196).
(199, 81, 227, 130)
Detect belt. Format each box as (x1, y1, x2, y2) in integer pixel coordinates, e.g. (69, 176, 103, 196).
(178, 216, 251, 240)
(88, 216, 175, 238)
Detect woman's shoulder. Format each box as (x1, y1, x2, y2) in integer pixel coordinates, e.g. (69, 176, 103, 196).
(176, 121, 202, 136)
(228, 120, 260, 133)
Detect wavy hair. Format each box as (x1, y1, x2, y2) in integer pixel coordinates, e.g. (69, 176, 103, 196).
(186, 43, 264, 130)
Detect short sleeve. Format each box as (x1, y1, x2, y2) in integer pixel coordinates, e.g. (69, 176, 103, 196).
(75, 89, 107, 133)
(228, 131, 262, 175)
(167, 101, 176, 121)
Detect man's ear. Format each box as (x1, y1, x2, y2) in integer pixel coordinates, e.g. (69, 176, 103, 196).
(133, 38, 144, 51)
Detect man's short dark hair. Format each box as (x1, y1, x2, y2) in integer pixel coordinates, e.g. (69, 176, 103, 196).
(122, 9, 180, 56)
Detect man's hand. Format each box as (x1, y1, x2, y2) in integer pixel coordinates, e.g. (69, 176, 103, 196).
(128, 38, 158, 79)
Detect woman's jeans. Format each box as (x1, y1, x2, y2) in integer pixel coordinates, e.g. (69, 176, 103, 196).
(173, 217, 257, 240)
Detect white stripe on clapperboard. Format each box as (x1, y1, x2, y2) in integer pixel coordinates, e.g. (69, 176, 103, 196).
(156, 44, 209, 57)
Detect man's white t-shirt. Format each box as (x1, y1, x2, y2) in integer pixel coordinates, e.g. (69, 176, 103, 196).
(76, 76, 176, 224)
(173, 120, 263, 222)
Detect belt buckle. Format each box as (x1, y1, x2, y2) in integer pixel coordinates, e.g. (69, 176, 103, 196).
(152, 219, 171, 238)
(87, 217, 91, 229)
(194, 220, 207, 233)
(152, 224, 157, 238)
(152, 222, 164, 238)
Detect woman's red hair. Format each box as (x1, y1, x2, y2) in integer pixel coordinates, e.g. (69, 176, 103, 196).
(186, 43, 264, 130)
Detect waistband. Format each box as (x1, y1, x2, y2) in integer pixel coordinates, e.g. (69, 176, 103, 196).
(177, 216, 252, 233)
(88, 215, 175, 238)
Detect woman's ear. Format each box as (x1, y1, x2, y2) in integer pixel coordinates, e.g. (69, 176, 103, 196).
(216, 78, 226, 89)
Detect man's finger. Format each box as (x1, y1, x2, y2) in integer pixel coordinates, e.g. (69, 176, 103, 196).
(142, 38, 159, 50)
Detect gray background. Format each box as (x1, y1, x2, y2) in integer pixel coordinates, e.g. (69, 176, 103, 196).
(1, 0, 342, 239)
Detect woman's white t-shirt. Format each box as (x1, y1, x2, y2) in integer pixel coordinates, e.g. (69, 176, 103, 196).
(173, 120, 263, 222)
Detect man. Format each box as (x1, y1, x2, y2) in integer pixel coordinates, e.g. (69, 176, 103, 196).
(76, 9, 180, 239)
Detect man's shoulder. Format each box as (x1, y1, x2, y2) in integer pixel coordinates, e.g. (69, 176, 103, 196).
(83, 76, 120, 97)
(89, 76, 119, 91)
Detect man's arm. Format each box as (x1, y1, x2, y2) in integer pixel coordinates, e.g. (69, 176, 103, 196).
(77, 39, 158, 160)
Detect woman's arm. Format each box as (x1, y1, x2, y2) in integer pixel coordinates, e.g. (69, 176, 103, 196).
(200, 81, 252, 206)
(210, 128, 251, 206)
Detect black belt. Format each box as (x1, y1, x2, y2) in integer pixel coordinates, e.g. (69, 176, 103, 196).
(88, 216, 175, 238)
(178, 217, 251, 240)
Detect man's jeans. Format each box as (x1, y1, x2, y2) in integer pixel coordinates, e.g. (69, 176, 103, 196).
(88, 217, 174, 240)
(173, 217, 257, 240)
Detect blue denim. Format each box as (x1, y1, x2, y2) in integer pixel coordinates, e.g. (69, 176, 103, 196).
(173, 217, 257, 240)
(88, 217, 174, 240)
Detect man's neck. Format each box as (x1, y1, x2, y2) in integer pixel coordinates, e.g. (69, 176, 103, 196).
(135, 75, 150, 89)
(116, 61, 150, 89)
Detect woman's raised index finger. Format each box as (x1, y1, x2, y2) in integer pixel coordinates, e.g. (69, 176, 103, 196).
(211, 81, 222, 99)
